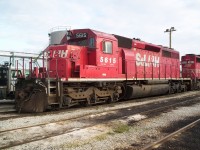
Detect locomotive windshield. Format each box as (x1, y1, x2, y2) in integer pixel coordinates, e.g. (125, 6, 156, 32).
(68, 37, 95, 48)
(197, 57, 200, 63)
(68, 32, 88, 46)
(68, 39, 88, 46)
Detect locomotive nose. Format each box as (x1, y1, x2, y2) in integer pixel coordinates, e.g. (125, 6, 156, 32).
(15, 80, 48, 113)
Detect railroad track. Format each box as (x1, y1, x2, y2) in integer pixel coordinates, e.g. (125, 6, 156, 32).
(0, 101, 16, 113)
(1, 95, 199, 133)
(1, 96, 200, 149)
(142, 118, 200, 150)
(0, 91, 199, 121)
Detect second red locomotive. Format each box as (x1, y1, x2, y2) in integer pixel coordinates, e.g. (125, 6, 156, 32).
(15, 28, 198, 112)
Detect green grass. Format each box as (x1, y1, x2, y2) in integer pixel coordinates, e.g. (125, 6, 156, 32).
(63, 140, 90, 149)
(63, 134, 108, 148)
(113, 123, 130, 133)
(94, 134, 107, 141)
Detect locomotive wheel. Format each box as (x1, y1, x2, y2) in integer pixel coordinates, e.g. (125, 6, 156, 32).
(79, 100, 90, 107)
(107, 98, 113, 104)
(107, 96, 114, 104)
(169, 87, 174, 94)
(182, 85, 187, 92)
(51, 104, 60, 111)
(177, 84, 181, 93)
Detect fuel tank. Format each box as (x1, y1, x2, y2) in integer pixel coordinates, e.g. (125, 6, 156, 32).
(125, 84, 169, 99)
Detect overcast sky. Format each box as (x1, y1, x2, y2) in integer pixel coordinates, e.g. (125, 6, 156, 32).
(0, 0, 200, 57)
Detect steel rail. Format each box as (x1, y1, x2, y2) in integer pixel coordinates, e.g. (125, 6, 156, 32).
(1, 97, 198, 133)
(0, 93, 176, 120)
(0, 94, 199, 133)
(142, 118, 200, 150)
(1, 98, 200, 149)
(0, 92, 199, 123)
(0, 94, 171, 121)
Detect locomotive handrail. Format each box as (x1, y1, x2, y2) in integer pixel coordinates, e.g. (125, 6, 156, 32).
(144, 61, 146, 80)
(55, 58, 59, 78)
(49, 26, 71, 33)
(159, 62, 161, 80)
(135, 61, 137, 80)
(152, 62, 153, 80)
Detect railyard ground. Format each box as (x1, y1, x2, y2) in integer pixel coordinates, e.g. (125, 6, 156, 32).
(0, 91, 200, 150)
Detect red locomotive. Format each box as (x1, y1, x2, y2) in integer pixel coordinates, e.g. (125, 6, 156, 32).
(15, 28, 199, 112)
(181, 54, 200, 88)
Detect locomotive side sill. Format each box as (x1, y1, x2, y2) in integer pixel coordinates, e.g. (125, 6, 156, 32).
(48, 94, 56, 97)
(49, 86, 56, 88)
(49, 103, 59, 105)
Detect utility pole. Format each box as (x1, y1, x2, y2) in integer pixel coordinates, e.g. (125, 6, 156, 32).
(164, 27, 176, 48)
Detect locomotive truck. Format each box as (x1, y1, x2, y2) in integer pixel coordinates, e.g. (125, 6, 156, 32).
(15, 28, 199, 112)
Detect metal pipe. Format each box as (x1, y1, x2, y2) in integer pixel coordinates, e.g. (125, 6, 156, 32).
(43, 52, 45, 77)
(0, 50, 39, 55)
(164, 27, 176, 48)
(169, 31, 172, 48)
(17, 60, 18, 78)
(22, 58, 25, 77)
(30, 58, 32, 78)
(56, 58, 59, 78)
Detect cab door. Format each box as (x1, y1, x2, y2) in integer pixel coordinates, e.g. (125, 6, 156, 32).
(97, 39, 118, 78)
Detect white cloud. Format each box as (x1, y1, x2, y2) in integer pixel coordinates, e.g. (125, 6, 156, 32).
(0, 0, 200, 56)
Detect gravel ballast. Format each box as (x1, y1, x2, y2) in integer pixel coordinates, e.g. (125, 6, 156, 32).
(1, 91, 200, 150)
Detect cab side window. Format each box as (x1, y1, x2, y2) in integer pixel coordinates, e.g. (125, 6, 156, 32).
(103, 41, 112, 54)
(89, 37, 95, 48)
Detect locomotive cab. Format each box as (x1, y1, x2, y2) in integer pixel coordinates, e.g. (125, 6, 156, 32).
(47, 29, 119, 79)
(69, 29, 119, 79)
